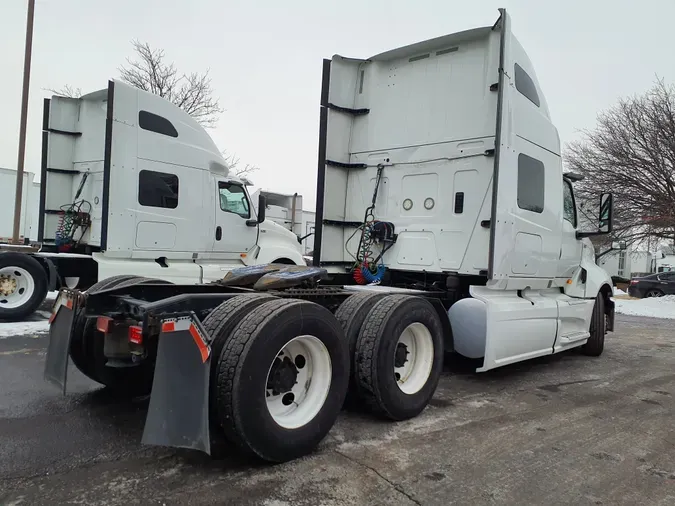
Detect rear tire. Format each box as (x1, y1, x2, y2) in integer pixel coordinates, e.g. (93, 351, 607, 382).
(213, 299, 349, 462)
(334, 292, 386, 403)
(69, 275, 151, 379)
(0, 253, 48, 322)
(70, 276, 171, 396)
(85, 275, 139, 294)
(354, 295, 444, 421)
(201, 294, 278, 454)
(644, 289, 664, 298)
(581, 294, 605, 357)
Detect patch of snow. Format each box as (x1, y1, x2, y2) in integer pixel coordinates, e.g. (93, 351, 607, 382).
(613, 295, 675, 319)
(613, 287, 627, 295)
(465, 399, 494, 408)
(45, 291, 58, 301)
(0, 320, 49, 338)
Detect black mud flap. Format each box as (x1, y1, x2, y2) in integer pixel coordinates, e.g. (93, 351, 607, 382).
(44, 291, 77, 395)
(141, 315, 212, 455)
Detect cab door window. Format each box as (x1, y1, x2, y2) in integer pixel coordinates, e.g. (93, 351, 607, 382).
(563, 179, 577, 228)
(218, 182, 250, 218)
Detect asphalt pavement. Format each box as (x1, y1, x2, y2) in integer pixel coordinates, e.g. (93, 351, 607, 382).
(0, 312, 673, 505)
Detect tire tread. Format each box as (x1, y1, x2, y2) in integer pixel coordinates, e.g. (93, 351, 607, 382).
(355, 295, 444, 421)
(334, 292, 386, 398)
(201, 294, 278, 442)
(215, 299, 298, 458)
(354, 295, 405, 418)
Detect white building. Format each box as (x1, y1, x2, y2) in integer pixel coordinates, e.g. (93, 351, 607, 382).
(598, 247, 675, 279)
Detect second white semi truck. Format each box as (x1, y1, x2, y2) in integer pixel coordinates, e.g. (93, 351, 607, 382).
(0, 84, 304, 321)
(44, 9, 615, 465)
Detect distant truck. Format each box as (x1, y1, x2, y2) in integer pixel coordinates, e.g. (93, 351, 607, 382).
(45, 9, 615, 465)
(251, 190, 316, 255)
(0, 83, 304, 321)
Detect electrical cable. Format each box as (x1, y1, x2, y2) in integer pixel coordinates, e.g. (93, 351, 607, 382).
(55, 173, 92, 251)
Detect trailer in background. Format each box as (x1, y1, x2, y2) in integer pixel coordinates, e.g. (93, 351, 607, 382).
(0, 167, 40, 244)
(0, 82, 305, 322)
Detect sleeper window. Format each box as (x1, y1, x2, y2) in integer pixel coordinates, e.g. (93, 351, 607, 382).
(517, 154, 545, 214)
(138, 111, 178, 138)
(138, 170, 179, 209)
(514, 63, 540, 107)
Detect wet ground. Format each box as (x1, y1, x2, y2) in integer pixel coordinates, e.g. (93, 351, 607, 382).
(0, 313, 673, 505)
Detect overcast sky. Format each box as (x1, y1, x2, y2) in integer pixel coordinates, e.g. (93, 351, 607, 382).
(2, 0, 674, 209)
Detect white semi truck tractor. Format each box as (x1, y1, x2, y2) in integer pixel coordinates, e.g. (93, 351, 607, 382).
(44, 9, 615, 464)
(0, 81, 304, 321)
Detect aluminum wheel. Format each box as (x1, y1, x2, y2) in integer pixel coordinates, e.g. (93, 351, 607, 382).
(265, 335, 332, 429)
(645, 290, 663, 298)
(393, 322, 434, 395)
(0, 266, 35, 309)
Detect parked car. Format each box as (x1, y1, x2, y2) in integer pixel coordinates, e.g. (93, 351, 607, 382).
(628, 272, 675, 298)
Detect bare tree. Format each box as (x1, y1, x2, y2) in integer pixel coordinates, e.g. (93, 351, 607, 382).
(565, 78, 675, 250)
(44, 84, 81, 98)
(118, 40, 223, 127)
(222, 151, 260, 178)
(46, 41, 223, 127)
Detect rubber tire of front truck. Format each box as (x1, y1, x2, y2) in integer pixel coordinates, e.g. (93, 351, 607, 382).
(334, 292, 387, 404)
(213, 299, 349, 463)
(0, 252, 48, 321)
(354, 295, 444, 421)
(580, 293, 605, 357)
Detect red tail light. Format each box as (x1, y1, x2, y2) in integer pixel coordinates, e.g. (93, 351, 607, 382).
(128, 325, 143, 344)
(630, 279, 639, 285)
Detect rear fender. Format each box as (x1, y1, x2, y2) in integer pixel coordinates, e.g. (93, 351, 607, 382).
(253, 238, 304, 266)
(141, 313, 213, 455)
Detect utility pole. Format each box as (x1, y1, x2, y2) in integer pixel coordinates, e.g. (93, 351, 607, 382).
(12, 0, 36, 244)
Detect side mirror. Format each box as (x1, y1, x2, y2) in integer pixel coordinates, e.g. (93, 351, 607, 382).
(598, 193, 613, 234)
(257, 194, 267, 223)
(577, 192, 613, 239)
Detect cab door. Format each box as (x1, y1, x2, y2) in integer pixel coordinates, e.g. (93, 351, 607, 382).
(211, 179, 257, 258)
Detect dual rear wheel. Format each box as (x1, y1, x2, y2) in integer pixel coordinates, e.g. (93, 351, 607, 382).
(204, 293, 444, 462)
(337, 294, 445, 420)
(70, 285, 444, 463)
